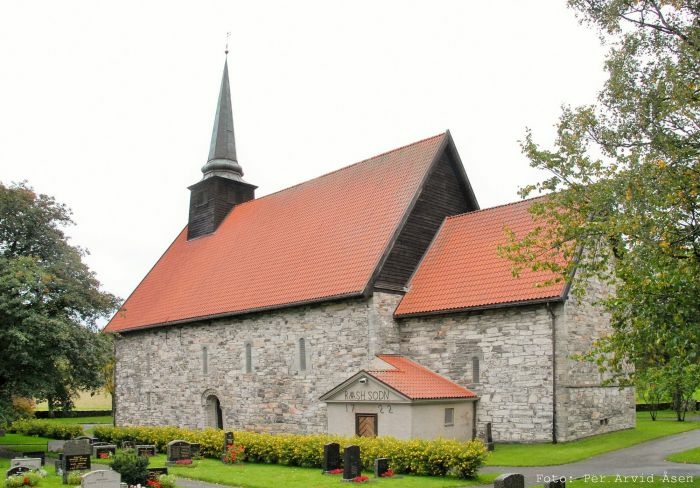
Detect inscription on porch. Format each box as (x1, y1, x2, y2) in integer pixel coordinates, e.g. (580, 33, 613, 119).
(343, 389, 391, 401)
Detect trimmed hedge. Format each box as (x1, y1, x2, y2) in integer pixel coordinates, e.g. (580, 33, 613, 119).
(9, 419, 84, 439)
(93, 426, 487, 479)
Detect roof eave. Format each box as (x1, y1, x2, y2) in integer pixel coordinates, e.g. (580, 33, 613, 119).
(394, 295, 566, 319)
(108, 290, 366, 335)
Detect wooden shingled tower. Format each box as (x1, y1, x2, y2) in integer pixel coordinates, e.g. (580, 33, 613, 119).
(187, 56, 256, 240)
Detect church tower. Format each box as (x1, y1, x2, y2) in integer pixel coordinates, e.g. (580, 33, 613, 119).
(187, 57, 256, 240)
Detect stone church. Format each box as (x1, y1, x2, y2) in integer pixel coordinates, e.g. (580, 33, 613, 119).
(104, 58, 635, 443)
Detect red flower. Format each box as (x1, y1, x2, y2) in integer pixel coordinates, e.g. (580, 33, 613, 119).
(327, 468, 344, 475)
(175, 458, 193, 465)
(352, 475, 370, 483)
(22, 477, 30, 486)
(380, 469, 394, 477)
(147, 481, 161, 488)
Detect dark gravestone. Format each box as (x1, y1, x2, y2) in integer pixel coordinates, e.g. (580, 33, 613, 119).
(190, 443, 201, 458)
(494, 473, 525, 488)
(374, 457, 390, 477)
(343, 445, 361, 480)
(62, 439, 92, 484)
(224, 431, 234, 449)
(486, 422, 495, 451)
(322, 442, 341, 472)
(122, 440, 135, 449)
(6, 466, 31, 477)
(147, 467, 168, 481)
(23, 451, 46, 466)
(73, 436, 95, 444)
(166, 440, 193, 464)
(136, 445, 156, 457)
(93, 444, 117, 459)
(545, 480, 566, 488)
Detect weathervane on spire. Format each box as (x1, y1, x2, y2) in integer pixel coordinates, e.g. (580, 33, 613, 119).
(225, 31, 231, 56)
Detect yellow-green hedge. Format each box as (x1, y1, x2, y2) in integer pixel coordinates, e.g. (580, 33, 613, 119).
(9, 419, 83, 440)
(92, 426, 487, 479)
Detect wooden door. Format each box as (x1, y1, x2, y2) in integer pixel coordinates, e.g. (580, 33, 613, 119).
(355, 414, 378, 437)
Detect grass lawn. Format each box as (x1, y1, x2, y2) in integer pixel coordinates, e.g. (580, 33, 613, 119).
(165, 456, 498, 488)
(34, 389, 112, 412)
(34, 415, 113, 425)
(0, 432, 53, 452)
(485, 411, 699, 467)
(666, 446, 700, 464)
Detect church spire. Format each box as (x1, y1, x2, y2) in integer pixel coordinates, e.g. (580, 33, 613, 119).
(200, 57, 244, 181)
(187, 52, 256, 240)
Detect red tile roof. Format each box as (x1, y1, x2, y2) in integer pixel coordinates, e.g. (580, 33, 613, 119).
(368, 355, 476, 399)
(394, 198, 567, 317)
(104, 134, 447, 333)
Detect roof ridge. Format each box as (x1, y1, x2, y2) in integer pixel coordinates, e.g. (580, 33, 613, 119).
(252, 133, 446, 201)
(445, 194, 548, 221)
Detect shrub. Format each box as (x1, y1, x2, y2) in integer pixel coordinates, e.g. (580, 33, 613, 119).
(157, 474, 177, 488)
(11, 397, 35, 419)
(3, 471, 42, 487)
(109, 449, 149, 485)
(93, 425, 488, 478)
(66, 471, 84, 486)
(8, 419, 83, 440)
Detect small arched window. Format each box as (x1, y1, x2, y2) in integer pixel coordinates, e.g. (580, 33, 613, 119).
(298, 338, 307, 371)
(245, 342, 252, 373)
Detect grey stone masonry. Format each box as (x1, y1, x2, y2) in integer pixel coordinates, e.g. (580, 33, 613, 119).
(113, 282, 634, 442)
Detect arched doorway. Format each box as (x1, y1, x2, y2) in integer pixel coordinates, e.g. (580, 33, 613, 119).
(205, 394, 224, 429)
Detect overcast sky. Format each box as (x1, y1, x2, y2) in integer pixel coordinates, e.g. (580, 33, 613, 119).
(0, 1, 607, 306)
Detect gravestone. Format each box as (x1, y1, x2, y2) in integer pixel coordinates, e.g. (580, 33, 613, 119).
(93, 444, 117, 459)
(121, 440, 135, 449)
(81, 469, 121, 488)
(223, 431, 234, 453)
(10, 457, 42, 471)
(146, 467, 168, 481)
(6, 466, 30, 478)
(322, 442, 341, 473)
(486, 422, 495, 451)
(48, 440, 66, 452)
(62, 439, 92, 484)
(136, 445, 157, 457)
(166, 440, 193, 464)
(73, 436, 95, 444)
(342, 445, 361, 481)
(374, 457, 390, 477)
(22, 452, 46, 466)
(191, 443, 201, 458)
(494, 473, 525, 488)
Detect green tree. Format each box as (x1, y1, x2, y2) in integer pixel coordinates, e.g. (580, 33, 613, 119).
(0, 182, 118, 421)
(502, 1, 699, 420)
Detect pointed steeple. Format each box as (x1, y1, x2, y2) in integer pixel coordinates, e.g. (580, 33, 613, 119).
(200, 58, 245, 181)
(187, 54, 256, 240)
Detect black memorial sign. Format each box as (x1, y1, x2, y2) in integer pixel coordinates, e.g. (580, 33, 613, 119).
(167, 440, 193, 463)
(6, 466, 31, 477)
(322, 442, 341, 473)
(137, 445, 157, 457)
(343, 445, 361, 480)
(374, 457, 390, 477)
(147, 467, 169, 481)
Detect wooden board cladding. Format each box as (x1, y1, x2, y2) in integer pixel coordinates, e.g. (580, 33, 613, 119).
(187, 177, 255, 240)
(373, 151, 476, 291)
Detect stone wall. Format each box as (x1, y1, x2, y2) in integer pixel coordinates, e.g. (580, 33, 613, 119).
(114, 296, 381, 432)
(554, 276, 636, 441)
(396, 305, 556, 442)
(114, 288, 633, 442)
